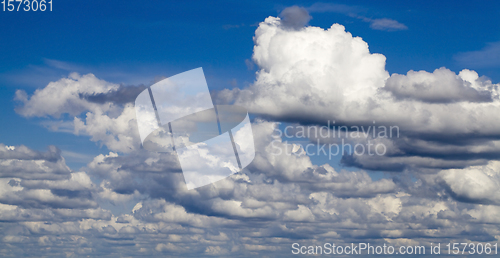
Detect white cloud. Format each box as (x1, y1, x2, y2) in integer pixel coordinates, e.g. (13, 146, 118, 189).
(384, 68, 493, 103)
(15, 73, 142, 153)
(439, 161, 500, 204)
(73, 104, 140, 153)
(217, 16, 500, 138)
(219, 16, 388, 119)
(283, 205, 314, 221)
(15, 73, 118, 118)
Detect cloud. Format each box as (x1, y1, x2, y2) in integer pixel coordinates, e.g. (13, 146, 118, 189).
(0, 119, 499, 256)
(15, 73, 119, 118)
(384, 68, 493, 103)
(279, 6, 312, 30)
(82, 84, 148, 105)
(0, 58, 184, 89)
(367, 18, 408, 31)
(0, 144, 68, 180)
(73, 104, 140, 153)
(244, 59, 254, 70)
(307, 3, 407, 31)
(15, 73, 142, 153)
(210, 13, 500, 182)
(438, 161, 500, 204)
(455, 41, 500, 68)
(217, 16, 388, 115)
(0, 144, 104, 214)
(0, 144, 61, 162)
(216, 16, 500, 139)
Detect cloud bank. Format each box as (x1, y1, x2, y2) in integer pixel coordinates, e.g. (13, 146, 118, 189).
(5, 12, 500, 257)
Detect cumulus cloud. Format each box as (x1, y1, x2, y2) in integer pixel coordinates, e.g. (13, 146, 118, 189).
(215, 16, 389, 119)
(216, 15, 500, 140)
(438, 161, 500, 204)
(73, 104, 140, 153)
(384, 68, 493, 103)
(0, 120, 499, 256)
(215, 17, 500, 175)
(15, 73, 118, 118)
(0, 144, 105, 216)
(15, 73, 142, 153)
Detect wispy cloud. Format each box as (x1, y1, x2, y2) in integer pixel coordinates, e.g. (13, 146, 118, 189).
(0, 59, 179, 87)
(307, 2, 408, 31)
(43, 58, 86, 72)
(455, 41, 500, 68)
(363, 17, 408, 31)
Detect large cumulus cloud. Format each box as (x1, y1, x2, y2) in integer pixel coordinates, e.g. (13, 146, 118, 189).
(217, 16, 500, 137)
(214, 15, 500, 174)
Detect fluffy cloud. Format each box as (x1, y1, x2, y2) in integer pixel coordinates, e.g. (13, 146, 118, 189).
(438, 161, 500, 204)
(384, 68, 493, 103)
(218, 16, 500, 137)
(15, 73, 142, 153)
(212, 14, 500, 174)
(1, 120, 499, 256)
(15, 73, 118, 118)
(0, 144, 106, 219)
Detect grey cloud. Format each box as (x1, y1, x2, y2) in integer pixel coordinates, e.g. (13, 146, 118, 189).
(0, 145, 70, 180)
(0, 144, 100, 213)
(81, 84, 148, 105)
(279, 6, 311, 30)
(0, 192, 97, 209)
(337, 134, 500, 172)
(1, 138, 500, 256)
(0, 144, 61, 162)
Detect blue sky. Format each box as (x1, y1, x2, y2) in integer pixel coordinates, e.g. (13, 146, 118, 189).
(1, 1, 500, 257)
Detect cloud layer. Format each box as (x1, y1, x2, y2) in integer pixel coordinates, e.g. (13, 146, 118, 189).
(5, 12, 500, 257)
